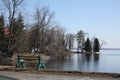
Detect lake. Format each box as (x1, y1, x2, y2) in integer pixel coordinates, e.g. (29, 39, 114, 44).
(46, 50, 120, 73)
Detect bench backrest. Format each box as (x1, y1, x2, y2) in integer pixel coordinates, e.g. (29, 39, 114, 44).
(17, 55, 41, 62)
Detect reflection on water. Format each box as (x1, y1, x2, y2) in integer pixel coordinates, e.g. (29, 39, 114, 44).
(46, 50, 120, 73)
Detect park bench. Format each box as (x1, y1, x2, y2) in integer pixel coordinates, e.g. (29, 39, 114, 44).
(16, 55, 46, 70)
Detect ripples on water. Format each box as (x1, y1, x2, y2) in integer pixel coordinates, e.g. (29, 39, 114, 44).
(46, 50, 120, 73)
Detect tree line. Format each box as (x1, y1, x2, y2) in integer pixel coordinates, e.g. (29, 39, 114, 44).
(76, 30, 106, 53)
(0, 0, 104, 57)
(0, 0, 75, 57)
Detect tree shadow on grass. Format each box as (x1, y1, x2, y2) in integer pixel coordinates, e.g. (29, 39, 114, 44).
(0, 75, 18, 80)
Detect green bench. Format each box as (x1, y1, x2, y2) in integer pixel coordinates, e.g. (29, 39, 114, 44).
(16, 55, 46, 70)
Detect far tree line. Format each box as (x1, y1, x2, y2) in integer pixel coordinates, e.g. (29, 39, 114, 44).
(0, 0, 105, 57)
(76, 30, 101, 53)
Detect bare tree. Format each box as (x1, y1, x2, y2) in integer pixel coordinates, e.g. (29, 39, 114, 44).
(1, 0, 24, 56)
(65, 33, 75, 51)
(44, 27, 56, 46)
(100, 40, 107, 49)
(32, 7, 54, 53)
(76, 30, 85, 52)
(53, 26, 66, 53)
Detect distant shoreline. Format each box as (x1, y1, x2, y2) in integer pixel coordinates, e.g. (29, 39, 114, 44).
(71, 48, 120, 51)
(101, 48, 120, 50)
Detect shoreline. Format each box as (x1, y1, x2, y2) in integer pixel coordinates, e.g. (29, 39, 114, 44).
(1, 71, 119, 80)
(0, 65, 120, 78)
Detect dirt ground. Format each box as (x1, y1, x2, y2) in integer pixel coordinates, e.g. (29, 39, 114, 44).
(0, 65, 120, 80)
(0, 71, 120, 80)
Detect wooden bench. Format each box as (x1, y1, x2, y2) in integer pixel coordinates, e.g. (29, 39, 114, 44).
(16, 55, 46, 70)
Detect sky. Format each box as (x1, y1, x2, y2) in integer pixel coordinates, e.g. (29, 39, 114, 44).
(24, 0, 120, 48)
(9, 0, 120, 48)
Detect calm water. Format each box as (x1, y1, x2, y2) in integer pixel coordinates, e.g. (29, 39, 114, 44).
(46, 50, 120, 73)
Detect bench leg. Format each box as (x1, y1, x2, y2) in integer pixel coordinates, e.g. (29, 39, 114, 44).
(16, 62, 25, 69)
(36, 62, 46, 70)
(21, 62, 25, 68)
(16, 62, 20, 68)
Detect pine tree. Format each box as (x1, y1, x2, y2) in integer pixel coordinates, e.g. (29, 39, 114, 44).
(84, 37, 92, 52)
(93, 38, 100, 52)
(12, 13, 25, 50)
(6, 13, 25, 56)
(12, 13, 24, 36)
(0, 14, 4, 39)
(0, 14, 5, 52)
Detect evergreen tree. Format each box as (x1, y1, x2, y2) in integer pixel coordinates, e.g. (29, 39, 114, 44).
(93, 38, 100, 52)
(5, 13, 25, 55)
(17, 13, 24, 35)
(13, 13, 24, 39)
(84, 37, 92, 52)
(12, 13, 25, 51)
(0, 14, 5, 52)
(0, 14, 4, 37)
(1, 0, 24, 57)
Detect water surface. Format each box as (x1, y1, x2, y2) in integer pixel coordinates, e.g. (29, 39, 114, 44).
(46, 50, 120, 73)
